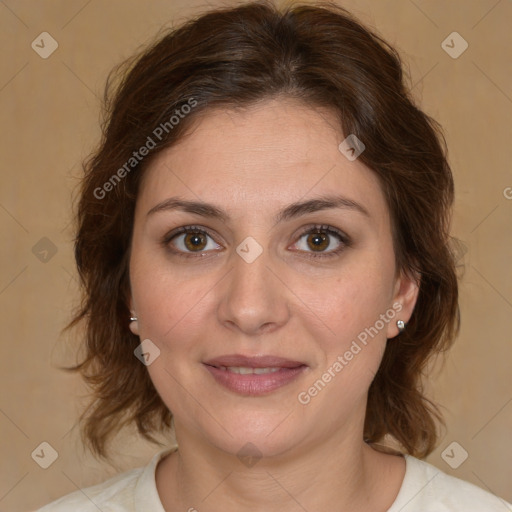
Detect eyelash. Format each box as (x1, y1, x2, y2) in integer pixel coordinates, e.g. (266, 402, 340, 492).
(161, 224, 352, 260)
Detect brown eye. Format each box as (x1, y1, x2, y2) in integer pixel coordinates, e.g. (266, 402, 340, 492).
(165, 226, 221, 256)
(183, 232, 208, 251)
(292, 225, 350, 259)
(306, 231, 329, 252)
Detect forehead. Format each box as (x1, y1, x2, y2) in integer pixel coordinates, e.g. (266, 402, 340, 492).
(137, 98, 388, 225)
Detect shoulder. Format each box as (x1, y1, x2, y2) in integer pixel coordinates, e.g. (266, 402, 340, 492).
(389, 455, 512, 512)
(35, 468, 141, 511)
(34, 448, 175, 512)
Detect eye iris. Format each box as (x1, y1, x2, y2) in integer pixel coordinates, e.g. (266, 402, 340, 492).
(307, 231, 329, 251)
(184, 232, 207, 251)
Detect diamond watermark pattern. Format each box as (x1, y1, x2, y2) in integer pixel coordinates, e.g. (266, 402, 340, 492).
(237, 442, 263, 468)
(236, 236, 263, 263)
(338, 134, 365, 161)
(31, 441, 59, 469)
(441, 32, 468, 59)
(31, 32, 59, 59)
(32, 237, 58, 263)
(134, 338, 161, 366)
(441, 441, 469, 469)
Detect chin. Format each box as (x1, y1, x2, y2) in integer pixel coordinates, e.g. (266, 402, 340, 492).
(180, 405, 307, 461)
(212, 429, 304, 462)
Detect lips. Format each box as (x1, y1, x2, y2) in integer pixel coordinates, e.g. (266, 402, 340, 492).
(203, 354, 308, 396)
(204, 354, 305, 369)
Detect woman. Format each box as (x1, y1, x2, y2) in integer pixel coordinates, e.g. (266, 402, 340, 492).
(36, 1, 511, 510)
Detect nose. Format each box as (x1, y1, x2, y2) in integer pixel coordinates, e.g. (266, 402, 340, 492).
(217, 245, 291, 336)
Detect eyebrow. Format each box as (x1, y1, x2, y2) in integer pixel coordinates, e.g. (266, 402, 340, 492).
(146, 194, 371, 224)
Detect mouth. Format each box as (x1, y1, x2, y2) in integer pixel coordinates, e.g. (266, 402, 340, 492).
(204, 354, 306, 369)
(203, 354, 308, 396)
(210, 366, 285, 374)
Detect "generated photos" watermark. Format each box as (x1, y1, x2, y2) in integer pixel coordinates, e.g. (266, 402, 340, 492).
(94, 97, 198, 200)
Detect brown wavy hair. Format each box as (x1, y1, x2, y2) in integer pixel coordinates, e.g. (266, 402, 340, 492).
(63, 0, 462, 462)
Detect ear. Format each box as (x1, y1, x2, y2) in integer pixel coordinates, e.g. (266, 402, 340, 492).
(386, 267, 420, 339)
(129, 318, 140, 336)
(128, 296, 140, 336)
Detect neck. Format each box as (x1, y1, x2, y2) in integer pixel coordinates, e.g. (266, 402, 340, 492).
(156, 423, 405, 512)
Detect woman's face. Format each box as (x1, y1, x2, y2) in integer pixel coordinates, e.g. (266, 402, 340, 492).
(128, 98, 419, 458)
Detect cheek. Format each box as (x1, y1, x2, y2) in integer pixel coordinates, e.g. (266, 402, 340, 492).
(294, 264, 392, 346)
(133, 270, 212, 410)
(297, 278, 390, 406)
(291, 264, 394, 404)
(131, 245, 184, 317)
(135, 272, 210, 343)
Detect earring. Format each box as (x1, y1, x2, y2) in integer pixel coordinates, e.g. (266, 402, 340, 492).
(130, 316, 138, 322)
(397, 320, 406, 333)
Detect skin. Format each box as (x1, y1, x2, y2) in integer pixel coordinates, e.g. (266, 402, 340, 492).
(128, 97, 420, 512)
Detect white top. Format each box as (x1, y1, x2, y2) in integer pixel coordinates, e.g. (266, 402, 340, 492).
(36, 446, 511, 511)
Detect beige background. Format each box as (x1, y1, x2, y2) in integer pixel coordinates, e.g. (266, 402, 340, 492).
(1, 0, 511, 510)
